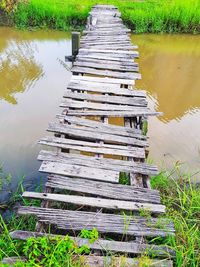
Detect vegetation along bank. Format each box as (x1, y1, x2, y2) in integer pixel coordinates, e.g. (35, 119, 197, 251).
(0, 166, 200, 266)
(0, 0, 200, 33)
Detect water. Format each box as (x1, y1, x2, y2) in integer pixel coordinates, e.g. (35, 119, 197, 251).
(0, 29, 200, 203)
(132, 34, 200, 180)
(0, 27, 72, 201)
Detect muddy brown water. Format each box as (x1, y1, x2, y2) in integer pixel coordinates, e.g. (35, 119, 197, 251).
(0, 28, 200, 202)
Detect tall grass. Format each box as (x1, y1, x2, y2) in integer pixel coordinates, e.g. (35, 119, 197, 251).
(12, 0, 200, 33)
(151, 165, 200, 267)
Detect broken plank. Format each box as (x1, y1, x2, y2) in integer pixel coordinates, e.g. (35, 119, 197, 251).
(18, 206, 175, 237)
(23, 191, 165, 213)
(39, 161, 119, 183)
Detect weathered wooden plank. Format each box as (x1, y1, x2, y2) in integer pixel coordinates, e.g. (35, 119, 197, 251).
(71, 75, 136, 86)
(66, 110, 161, 117)
(80, 45, 137, 51)
(39, 136, 146, 158)
(1, 255, 173, 267)
(59, 116, 146, 139)
(46, 174, 160, 201)
(67, 82, 145, 97)
(39, 161, 119, 183)
(60, 99, 146, 111)
(10, 230, 174, 257)
(74, 57, 138, 67)
(80, 40, 132, 46)
(38, 150, 158, 176)
(73, 60, 139, 72)
(82, 256, 174, 267)
(83, 29, 131, 35)
(77, 54, 136, 63)
(18, 206, 175, 237)
(46, 122, 147, 147)
(79, 48, 139, 56)
(45, 175, 160, 203)
(22, 192, 165, 213)
(63, 91, 146, 107)
(71, 66, 141, 80)
(81, 34, 130, 40)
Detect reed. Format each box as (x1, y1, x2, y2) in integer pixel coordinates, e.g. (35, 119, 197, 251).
(12, 0, 200, 33)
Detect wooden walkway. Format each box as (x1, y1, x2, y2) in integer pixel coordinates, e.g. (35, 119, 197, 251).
(4, 5, 175, 267)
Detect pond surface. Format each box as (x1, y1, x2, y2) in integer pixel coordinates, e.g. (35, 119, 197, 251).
(0, 28, 200, 203)
(0, 27, 71, 202)
(132, 34, 200, 181)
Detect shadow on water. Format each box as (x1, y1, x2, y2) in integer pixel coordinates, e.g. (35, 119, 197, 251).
(132, 34, 200, 180)
(0, 27, 72, 203)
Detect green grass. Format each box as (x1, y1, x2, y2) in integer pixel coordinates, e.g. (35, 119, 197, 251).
(1, 165, 199, 266)
(2, 0, 198, 33)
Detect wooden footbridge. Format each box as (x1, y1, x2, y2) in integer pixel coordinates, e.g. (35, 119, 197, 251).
(3, 5, 175, 267)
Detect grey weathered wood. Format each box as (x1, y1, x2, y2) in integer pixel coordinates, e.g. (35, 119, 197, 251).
(18, 206, 175, 237)
(39, 136, 146, 158)
(45, 175, 160, 203)
(79, 48, 139, 56)
(46, 122, 147, 147)
(71, 66, 141, 80)
(39, 161, 119, 183)
(63, 91, 146, 106)
(81, 256, 174, 267)
(1, 255, 173, 267)
(60, 99, 146, 111)
(65, 110, 161, 117)
(38, 150, 158, 176)
(22, 191, 165, 213)
(10, 230, 174, 257)
(71, 75, 136, 86)
(59, 116, 147, 139)
(77, 57, 137, 68)
(77, 53, 136, 63)
(83, 28, 131, 34)
(80, 45, 137, 51)
(73, 60, 139, 72)
(67, 81, 145, 97)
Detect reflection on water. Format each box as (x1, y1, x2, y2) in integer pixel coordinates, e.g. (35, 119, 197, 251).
(0, 27, 71, 202)
(0, 41, 43, 104)
(0, 30, 200, 203)
(132, 34, 200, 180)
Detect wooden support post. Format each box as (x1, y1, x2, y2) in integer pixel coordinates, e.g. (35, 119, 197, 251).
(72, 32, 80, 58)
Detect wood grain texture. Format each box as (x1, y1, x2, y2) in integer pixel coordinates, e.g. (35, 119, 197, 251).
(18, 206, 175, 237)
(22, 191, 165, 213)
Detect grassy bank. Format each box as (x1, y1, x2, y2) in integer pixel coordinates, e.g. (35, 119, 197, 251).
(1, 0, 200, 33)
(0, 166, 199, 266)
